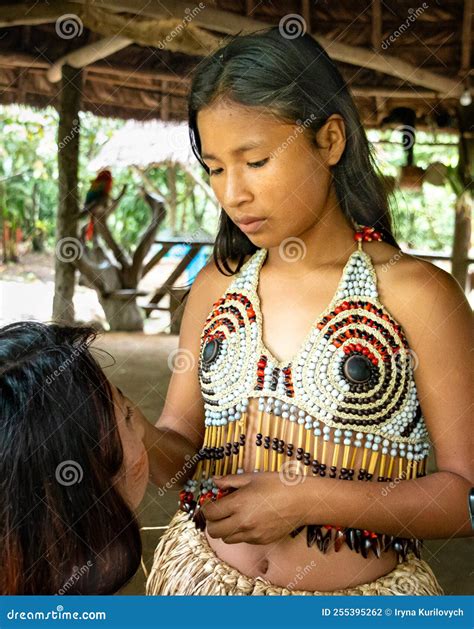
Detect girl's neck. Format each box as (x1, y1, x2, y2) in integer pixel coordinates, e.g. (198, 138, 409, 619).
(266, 197, 356, 276)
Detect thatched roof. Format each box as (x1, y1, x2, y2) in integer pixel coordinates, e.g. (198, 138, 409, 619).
(89, 121, 195, 171)
(0, 0, 472, 129)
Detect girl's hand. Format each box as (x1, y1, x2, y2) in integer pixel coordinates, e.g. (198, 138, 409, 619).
(200, 472, 304, 545)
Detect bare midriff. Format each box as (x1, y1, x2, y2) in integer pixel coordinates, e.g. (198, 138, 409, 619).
(204, 397, 403, 592)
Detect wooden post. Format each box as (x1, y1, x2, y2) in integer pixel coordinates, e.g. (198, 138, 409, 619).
(452, 191, 472, 291)
(52, 64, 82, 323)
(451, 106, 473, 291)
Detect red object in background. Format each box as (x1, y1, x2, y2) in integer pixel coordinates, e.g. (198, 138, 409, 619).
(83, 170, 113, 241)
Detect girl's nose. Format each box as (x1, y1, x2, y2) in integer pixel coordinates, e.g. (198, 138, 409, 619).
(221, 174, 253, 210)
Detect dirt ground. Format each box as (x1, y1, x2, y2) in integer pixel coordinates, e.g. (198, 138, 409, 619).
(95, 333, 472, 596)
(0, 251, 186, 333)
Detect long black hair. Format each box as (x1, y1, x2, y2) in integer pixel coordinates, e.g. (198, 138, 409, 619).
(188, 26, 397, 275)
(0, 321, 142, 594)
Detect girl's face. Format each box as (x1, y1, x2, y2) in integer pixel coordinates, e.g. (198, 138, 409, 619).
(112, 386, 149, 510)
(197, 100, 344, 249)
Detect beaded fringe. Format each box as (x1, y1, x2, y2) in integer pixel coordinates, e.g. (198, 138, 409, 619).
(181, 400, 427, 562)
(146, 510, 444, 596)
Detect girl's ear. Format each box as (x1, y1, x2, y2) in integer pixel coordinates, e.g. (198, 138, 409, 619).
(314, 114, 346, 166)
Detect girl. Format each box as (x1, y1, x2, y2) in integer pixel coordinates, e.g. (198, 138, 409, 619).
(0, 321, 149, 594)
(145, 26, 472, 595)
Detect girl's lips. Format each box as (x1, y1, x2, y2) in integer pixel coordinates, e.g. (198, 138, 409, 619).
(237, 219, 266, 234)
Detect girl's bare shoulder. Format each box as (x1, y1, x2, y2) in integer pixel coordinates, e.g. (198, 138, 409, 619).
(189, 252, 254, 318)
(364, 241, 471, 336)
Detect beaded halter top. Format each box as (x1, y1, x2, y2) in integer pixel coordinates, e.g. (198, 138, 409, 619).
(181, 230, 431, 562)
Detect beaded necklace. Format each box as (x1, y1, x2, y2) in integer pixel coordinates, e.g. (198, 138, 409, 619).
(180, 226, 429, 562)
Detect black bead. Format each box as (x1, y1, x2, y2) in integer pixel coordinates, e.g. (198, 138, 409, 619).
(343, 354, 373, 383)
(202, 338, 221, 366)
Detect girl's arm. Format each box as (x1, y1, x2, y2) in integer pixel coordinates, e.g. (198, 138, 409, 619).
(139, 418, 199, 489)
(293, 470, 472, 539)
(138, 257, 233, 489)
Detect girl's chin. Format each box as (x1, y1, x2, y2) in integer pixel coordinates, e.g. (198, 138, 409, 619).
(247, 233, 283, 249)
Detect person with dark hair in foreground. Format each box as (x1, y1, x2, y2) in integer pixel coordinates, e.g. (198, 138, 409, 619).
(0, 321, 149, 595)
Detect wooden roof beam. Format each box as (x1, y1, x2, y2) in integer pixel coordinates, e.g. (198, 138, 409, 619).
(71, 0, 463, 97)
(0, 51, 191, 87)
(47, 35, 132, 83)
(371, 0, 382, 52)
(0, 0, 465, 97)
(461, 0, 472, 76)
(0, 1, 80, 27)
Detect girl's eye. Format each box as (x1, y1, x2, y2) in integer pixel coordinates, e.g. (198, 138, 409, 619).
(248, 158, 269, 168)
(209, 158, 269, 176)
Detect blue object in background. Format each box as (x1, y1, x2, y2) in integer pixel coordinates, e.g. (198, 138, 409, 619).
(163, 243, 212, 284)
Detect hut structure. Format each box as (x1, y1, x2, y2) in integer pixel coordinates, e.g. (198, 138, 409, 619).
(0, 0, 472, 323)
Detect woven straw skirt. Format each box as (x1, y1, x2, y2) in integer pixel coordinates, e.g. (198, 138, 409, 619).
(146, 510, 444, 596)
